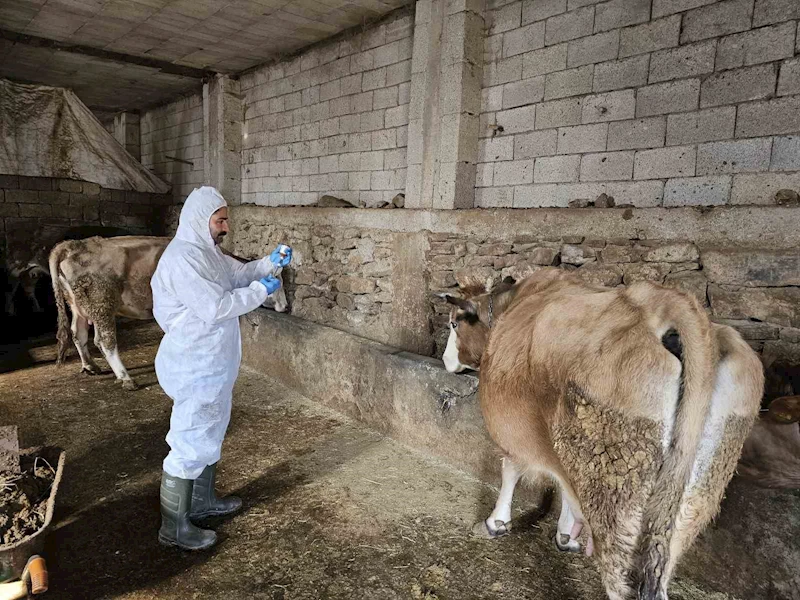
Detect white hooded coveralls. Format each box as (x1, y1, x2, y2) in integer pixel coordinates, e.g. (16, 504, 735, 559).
(151, 186, 276, 480)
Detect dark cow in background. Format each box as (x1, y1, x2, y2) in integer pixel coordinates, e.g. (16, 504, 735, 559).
(3, 225, 132, 317)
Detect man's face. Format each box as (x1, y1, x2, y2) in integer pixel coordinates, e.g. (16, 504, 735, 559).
(209, 207, 229, 245)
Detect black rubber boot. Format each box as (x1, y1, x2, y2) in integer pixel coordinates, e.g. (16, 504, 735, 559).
(190, 463, 242, 521)
(158, 472, 217, 551)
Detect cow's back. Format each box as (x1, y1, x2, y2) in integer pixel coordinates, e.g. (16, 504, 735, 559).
(55, 236, 169, 319)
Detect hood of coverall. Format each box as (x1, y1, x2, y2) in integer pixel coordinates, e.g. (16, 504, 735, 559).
(175, 186, 227, 248)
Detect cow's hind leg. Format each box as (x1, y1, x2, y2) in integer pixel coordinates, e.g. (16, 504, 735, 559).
(94, 316, 137, 390)
(72, 312, 102, 375)
(473, 456, 523, 538)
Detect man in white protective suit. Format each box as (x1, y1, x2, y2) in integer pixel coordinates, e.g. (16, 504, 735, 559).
(151, 186, 292, 551)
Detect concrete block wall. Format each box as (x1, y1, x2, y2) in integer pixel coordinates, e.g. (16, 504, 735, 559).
(141, 94, 205, 201)
(477, 0, 800, 208)
(239, 10, 413, 208)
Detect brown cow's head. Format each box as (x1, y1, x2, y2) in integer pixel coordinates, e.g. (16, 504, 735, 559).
(440, 276, 517, 373)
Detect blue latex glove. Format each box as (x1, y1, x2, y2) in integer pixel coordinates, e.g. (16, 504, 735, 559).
(259, 275, 282, 295)
(269, 245, 292, 268)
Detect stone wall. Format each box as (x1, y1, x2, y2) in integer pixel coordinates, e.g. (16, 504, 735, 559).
(229, 204, 800, 366)
(477, 0, 800, 208)
(141, 93, 205, 201)
(426, 232, 800, 359)
(239, 9, 413, 208)
(227, 219, 397, 346)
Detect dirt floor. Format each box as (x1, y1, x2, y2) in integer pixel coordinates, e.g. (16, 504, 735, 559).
(0, 323, 798, 600)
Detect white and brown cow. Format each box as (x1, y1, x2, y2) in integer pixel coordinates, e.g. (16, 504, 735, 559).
(441, 268, 763, 600)
(49, 236, 287, 390)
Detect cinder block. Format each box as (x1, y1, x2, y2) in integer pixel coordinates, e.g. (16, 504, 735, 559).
(666, 107, 736, 145)
(386, 61, 412, 87)
(771, 136, 800, 171)
(716, 22, 796, 71)
(362, 68, 387, 91)
(594, 0, 651, 33)
(360, 110, 385, 132)
(535, 97, 583, 129)
(582, 90, 635, 123)
(619, 15, 680, 58)
(502, 77, 546, 108)
(544, 65, 594, 100)
(386, 104, 410, 128)
(608, 117, 666, 150)
(523, 0, 567, 24)
(567, 31, 619, 68)
(636, 79, 700, 117)
(778, 57, 800, 96)
(753, 0, 800, 27)
(503, 21, 546, 57)
(373, 130, 398, 150)
(351, 92, 374, 114)
(349, 171, 372, 190)
(652, 0, 715, 18)
(476, 163, 494, 186)
(514, 129, 559, 158)
(320, 79, 342, 101)
(634, 146, 696, 179)
(513, 182, 604, 207)
(479, 136, 515, 162)
(580, 151, 635, 181)
(374, 87, 399, 110)
(593, 55, 649, 92)
(663, 175, 731, 206)
(522, 44, 569, 78)
(649, 41, 716, 83)
(484, 56, 523, 87)
(697, 138, 772, 174)
(340, 114, 361, 134)
(736, 96, 800, 138)
(475, 187, 514, 207)
(494, 159, 535, 185)
(700, 64, 777, 108)
(490, 2, 522, 34)
(6, 189, 40, 204)
(681, 0, 754, 44)
(385, 148, 407, 170)
(482, 85, 505, 111)
(557, 123, 608, 154)
(534, 154, 581, 182)
(606, 180, 665, 206)
(730, 172, 800, 204)
(545, 6, 594, 46)
(320, 155, 339, 173)
(497, 105, 538, 134)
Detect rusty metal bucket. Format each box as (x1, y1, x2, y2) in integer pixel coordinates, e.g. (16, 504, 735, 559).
(0, 447, 65, 584)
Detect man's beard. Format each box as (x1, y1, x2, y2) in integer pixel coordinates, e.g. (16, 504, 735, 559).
(213, 232, 226, 245)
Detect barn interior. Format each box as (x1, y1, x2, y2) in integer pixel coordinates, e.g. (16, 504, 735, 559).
(1, 0, 800, 599)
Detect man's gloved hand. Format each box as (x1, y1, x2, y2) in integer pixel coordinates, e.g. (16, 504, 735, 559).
(259, 275, 282, 295)
(269, 244, 292, 268)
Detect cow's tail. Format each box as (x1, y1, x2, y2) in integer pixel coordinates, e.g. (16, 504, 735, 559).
(49, 241, 71, 365)
(634, 286, 718, 600)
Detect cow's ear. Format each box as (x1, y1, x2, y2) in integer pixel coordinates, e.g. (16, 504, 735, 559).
(766, 395, 800, 424)
(443, 294, 477, 314)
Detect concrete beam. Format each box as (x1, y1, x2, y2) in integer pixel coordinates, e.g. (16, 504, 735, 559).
(204, 74, 243, 205)
(230, 205, 800, 249)
(113, 112, 141, 162)
(406, 0, 484, 209)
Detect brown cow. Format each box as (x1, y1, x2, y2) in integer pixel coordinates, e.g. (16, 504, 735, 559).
(49, 236, 287, 390)
(441, 269, 763, 600)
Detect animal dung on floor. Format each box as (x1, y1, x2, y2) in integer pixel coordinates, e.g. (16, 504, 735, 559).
(0, 427, 19, 474)
(0, 453, 54, 546)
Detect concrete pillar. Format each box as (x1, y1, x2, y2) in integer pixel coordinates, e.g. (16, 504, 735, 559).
(204, 74, 243, 205)
(391, 231, 434, 355)
(406, 0, 484, 209)
(113, 112, 141, 161)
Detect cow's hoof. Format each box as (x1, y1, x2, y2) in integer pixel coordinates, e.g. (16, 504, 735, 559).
(81, 366, 101, 376)
(472, 519, 510, 539)
(122, 380, 139, 391)
(555, 533, 582, 553)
